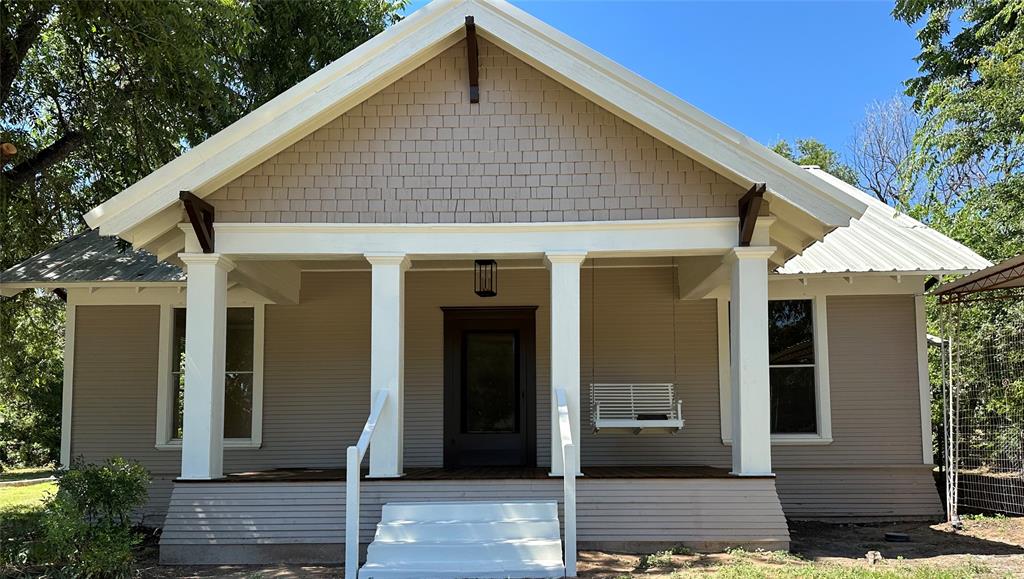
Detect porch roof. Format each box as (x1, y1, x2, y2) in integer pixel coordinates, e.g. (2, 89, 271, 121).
(776, 168, 991, 277)
(0, 230, 183, 295)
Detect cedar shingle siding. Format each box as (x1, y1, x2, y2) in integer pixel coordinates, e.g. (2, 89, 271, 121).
(207, 39, 745, 224)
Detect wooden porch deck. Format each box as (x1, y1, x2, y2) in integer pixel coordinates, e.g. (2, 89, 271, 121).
(180, 465, 736, 483)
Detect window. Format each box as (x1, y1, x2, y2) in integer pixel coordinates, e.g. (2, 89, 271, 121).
(717, 296, 832, 445)
(157, 305, 263, 448)
(768, 300, 816, 434)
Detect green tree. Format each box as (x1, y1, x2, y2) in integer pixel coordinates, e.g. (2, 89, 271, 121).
(771, 138, 860, 186)
(893, 0, 1023, 262)
(0, 0, 405, 467)
(893, 0, 1024, 465)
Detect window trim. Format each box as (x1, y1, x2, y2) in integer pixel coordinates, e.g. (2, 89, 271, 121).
(155, 303, 265, 450)
(718, 295, 833, 445)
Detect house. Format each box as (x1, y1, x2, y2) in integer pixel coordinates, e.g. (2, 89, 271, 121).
(0, 0, 991, 576)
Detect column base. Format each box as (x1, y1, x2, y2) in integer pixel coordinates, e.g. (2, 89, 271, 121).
(365, 473, 406, 480)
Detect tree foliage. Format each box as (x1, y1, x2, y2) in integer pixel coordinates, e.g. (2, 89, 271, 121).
(893, 0, 1024, 262)
(0, 0, 405, 467)
(771, 138, 859, 185)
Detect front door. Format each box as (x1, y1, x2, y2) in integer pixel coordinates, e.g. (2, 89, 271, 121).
(443, 307, 536, 468)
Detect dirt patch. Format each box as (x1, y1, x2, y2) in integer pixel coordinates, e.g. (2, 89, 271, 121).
(129, 518, 1024, 578)
(576, 518, 1024, 578)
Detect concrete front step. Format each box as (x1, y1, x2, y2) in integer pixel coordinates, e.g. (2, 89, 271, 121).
(366, 538, 564, 562)
(374, 520, 561, 542)
(357, 560, 566, 579)
(359, 501, 565, 579)
(380, 501, 558, 522)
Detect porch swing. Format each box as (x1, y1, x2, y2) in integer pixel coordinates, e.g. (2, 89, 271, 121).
(588, 259, 686, 434)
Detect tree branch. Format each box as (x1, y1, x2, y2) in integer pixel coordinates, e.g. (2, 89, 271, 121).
(1, 131, 85, 188)
(0, 2, 54, 105)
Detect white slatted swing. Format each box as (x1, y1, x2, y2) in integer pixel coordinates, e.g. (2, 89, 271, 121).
(588, 259, 685, 433)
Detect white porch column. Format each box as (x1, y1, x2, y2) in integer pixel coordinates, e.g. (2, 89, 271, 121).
(366, 253, 409, 478)
(727, 246, 776, 476)
(547, 251, 586, 476)
(179, 253, 235, 480)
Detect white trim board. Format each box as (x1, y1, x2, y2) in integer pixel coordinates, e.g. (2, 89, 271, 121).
(59, 298, 76, 469)
(915, 295, 934, 465)
(85, 0, 867, 249)
(210, 218, 760, 259)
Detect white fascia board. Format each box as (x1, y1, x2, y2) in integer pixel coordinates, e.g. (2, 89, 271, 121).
(213, 218, 740, 258)
(84, 0, 866, 247)
(84, 0, 470, 235)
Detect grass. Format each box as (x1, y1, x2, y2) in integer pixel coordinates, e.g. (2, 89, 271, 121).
(613, 547, 997, 579)
(0, 479, 53, 572)
(663, 560, 992, 578)
(0, 466, 53, 483)
(615, 561, 993, 578)
(0, 481, 55, 512)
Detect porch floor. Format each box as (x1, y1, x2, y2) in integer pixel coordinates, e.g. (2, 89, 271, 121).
(181, 465, 736, 483)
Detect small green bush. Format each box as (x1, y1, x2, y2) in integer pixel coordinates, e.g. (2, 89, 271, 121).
(41, 457, 150, 578)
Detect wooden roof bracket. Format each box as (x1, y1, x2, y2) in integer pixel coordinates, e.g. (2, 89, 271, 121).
(738, 182, 766, 247)
(179, 191, 215, 253)
(465, 16, 479, 103)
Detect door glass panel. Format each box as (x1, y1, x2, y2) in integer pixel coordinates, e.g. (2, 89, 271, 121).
(463, 331, 518, 433)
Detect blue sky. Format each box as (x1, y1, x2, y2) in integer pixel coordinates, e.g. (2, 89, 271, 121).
(402, 1, 923, 160)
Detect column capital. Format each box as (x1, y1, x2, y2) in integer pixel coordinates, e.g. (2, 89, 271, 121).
(179, 253, 236, 272)
(365, 253, 410, 270)
(724, 246, 776, 263)
(545, 251, 587, 267)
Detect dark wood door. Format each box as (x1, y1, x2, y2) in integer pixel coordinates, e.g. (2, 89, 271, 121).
(443, 307, 536, 468)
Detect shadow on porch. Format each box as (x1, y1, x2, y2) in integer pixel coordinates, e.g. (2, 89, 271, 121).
(178, 465, 739, 483)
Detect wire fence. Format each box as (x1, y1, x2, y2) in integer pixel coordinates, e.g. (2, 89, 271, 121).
(944, 317, 1024, 521)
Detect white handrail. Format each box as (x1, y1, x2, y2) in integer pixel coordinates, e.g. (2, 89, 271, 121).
(345, 389, 389, 579)
(554, 388, 577, 577)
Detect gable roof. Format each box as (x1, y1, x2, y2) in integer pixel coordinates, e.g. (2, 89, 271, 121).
(84, 0, 868, 254)
(777, 167, 991, 276)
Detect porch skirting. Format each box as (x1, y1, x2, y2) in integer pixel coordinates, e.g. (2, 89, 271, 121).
(159, 476, 790, 564)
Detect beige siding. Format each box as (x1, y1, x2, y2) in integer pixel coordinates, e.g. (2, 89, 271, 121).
(776, 466, 942, 520)
(70, 305, 176, 522)
(580, 266, 729, 466)
(774, 294, 927, 468)
(70, 272, 939, 523)
(405, 268, 552, 466)
(161, 477, 789, 558)
(206, 39, 745, 225)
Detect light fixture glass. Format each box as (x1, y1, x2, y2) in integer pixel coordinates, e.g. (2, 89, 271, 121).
(474, 259, 497, 297)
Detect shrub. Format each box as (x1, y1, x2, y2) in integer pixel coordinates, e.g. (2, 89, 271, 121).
(41, 457, 150, 578)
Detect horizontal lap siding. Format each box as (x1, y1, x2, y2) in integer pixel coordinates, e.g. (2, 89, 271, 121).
(774, 295, 925, 468)
(776, 467, 942, 520)
(70, 305, 175, 525)
(206, 39, 745, 225)
(581, 266, 729, 466)
(232, 272, 371, 469)
(71, 277, 939, 524)
(161, 478, 788, 548)
(577, 479, 788, 543)
(770, 295, 941, 518)
(404, 268, 552, 467)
